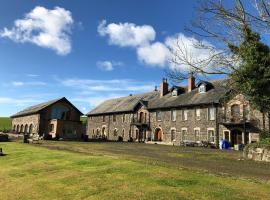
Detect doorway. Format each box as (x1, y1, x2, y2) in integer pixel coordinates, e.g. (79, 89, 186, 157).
(154, 128, 162, 141)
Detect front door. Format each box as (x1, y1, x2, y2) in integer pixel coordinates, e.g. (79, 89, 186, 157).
(231, 129, 242, 146)
(155, 128, 162, 141)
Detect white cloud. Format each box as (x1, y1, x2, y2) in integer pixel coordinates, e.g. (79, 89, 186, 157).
(98, 20, 155, 47)
(59, 78, 155, 92)
(96, 60, 123, 71)
(0, 97, 40, 106)
(11, 81, 47, 87)
(165, 33, 220, 71)
(0, 6, 73, 55)
(137, 42, 170, 67)
(26, 74, 39, 77)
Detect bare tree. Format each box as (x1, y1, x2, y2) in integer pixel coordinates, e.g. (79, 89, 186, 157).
(167, 0, 269, 83)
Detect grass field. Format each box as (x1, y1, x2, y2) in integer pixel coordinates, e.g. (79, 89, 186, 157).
(0, 117, 11, 131)
(0, 141, 270, 200)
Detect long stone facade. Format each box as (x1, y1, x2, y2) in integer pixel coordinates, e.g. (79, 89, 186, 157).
(87, 77, 269, 146)
(11, 97, 83, 139)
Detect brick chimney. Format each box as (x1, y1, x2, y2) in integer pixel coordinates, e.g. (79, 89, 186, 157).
(160, 78, 169, 97)
(188, 73, 195, 92)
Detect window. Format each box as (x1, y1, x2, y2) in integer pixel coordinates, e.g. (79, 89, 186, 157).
(172, 89, 178, 96)
(182, 110, 188, 121)
(113, 114, 116, 122)
(194, 129, 200, 141)
(171, 110, 176, 121)
(171, 129, 176, 142)
(195, 109, 200, 120)
(243, 105, 249, 119)
(156, 111, 162, 121)
(102, 115, 106, 122)
(122, 114, 125, 123)
(208, 129, 215, 143)
(231, 104, 240, 117)
(113, 129, 118, 136)
(208, 107, 215, 120)
(199, 85, 206, 93)
(122, 129, 125, 137)
(182, 129, 187, 141)
(50, 124, 54, 132)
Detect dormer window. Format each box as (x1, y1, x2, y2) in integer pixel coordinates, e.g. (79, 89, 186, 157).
(172, 89, 178, 97)
(199, 84, 206, 93)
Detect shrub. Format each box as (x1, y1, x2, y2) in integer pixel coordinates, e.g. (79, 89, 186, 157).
(259, 130, 270, 140)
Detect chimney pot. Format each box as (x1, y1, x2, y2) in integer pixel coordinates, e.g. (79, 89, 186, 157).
(160, 78, 169, 97)
(188, 73, 195, 92)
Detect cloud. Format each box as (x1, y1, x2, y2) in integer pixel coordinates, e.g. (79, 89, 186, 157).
(0, 6, 73, 55)
(98, 21, 220, 70)
(96, 60, 123, 71)
(98, 20, 155, 47)
(11, 81, 47, 87)
(59, 78, 155, 92)
(26, 74, 39, 77)
(137, 42, 170, 67)
(165, 33, 219, 70)
(0, 97, 40, 106)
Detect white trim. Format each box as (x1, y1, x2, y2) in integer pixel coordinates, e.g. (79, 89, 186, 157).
(222, 130, 231, 142)
(170, 127, 176, 142)
(181, 127, 188, 141)
(207, 128, 215, 143)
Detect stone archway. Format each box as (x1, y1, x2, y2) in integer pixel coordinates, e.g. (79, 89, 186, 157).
(24, 124, 28, 134)
(154, 128, 163, 141)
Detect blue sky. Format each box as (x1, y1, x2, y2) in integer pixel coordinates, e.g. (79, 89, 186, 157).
(0, 0, 216, 116)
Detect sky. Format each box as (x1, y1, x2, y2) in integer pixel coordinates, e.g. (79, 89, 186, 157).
(0, 0, 221, 116)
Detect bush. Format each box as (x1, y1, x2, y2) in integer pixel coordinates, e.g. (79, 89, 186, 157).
(260, 130, 270, 140)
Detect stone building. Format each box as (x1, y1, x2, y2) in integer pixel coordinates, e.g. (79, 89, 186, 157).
(11, 97, 83, 139)
(87, 75, 269, 146)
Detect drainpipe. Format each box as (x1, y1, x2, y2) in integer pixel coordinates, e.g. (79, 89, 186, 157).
(215, 105, 219, 148)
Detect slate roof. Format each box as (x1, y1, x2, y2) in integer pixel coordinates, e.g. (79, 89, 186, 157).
(11, 97, 83, 118)
(87, 92, 160, 115)
(87, 78, 230, 116)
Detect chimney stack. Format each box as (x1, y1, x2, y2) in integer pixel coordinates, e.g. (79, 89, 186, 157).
(160, 78, 169, 97)
(188, 72, 195, 92)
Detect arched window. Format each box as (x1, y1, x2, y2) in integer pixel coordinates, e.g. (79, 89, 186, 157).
(122, 129, 125, 137)
(29, 124, 33, 135)
(113, 129, 118, 137)
(20, 125, 24, 133)
(24, 124, 28, 134)
(231, 104, 240, 117)
(16, 125, 20, 133)
(13, 125, 16, 131)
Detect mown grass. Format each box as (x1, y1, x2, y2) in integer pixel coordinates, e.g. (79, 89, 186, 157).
(0, 117, 11, 131)
(0, 142, 270, 200)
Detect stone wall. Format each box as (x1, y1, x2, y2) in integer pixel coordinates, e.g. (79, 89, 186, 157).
(88, 104, 219, 145)
(149, 105, 218, 145)
(11, 114, 40, 134)
(245, 147, 270, 162)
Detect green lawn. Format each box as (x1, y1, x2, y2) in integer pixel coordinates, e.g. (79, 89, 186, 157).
(0, 142, 270, 200)
(0, 117, 11, 131)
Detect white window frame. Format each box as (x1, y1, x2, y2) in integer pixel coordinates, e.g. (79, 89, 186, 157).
(171, 110, 177, 121)
(208, 107, 216, 121)
(156, 111, 162, 121)
(195, 109, 201, 120)
(194, 127, 200, 141)
(207, 128, 215, 143)
(181, 128, 188, 141)
(182, 110, 188, 121)
(172, 89, 178, 96)
(199, 84, 206, 93)
(170, 128, 176, 142)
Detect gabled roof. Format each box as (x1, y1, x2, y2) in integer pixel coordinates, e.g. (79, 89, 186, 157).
(11, 97, 83, 118)
(87, 78, 230, 115)
(87, 91, 159, 116)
